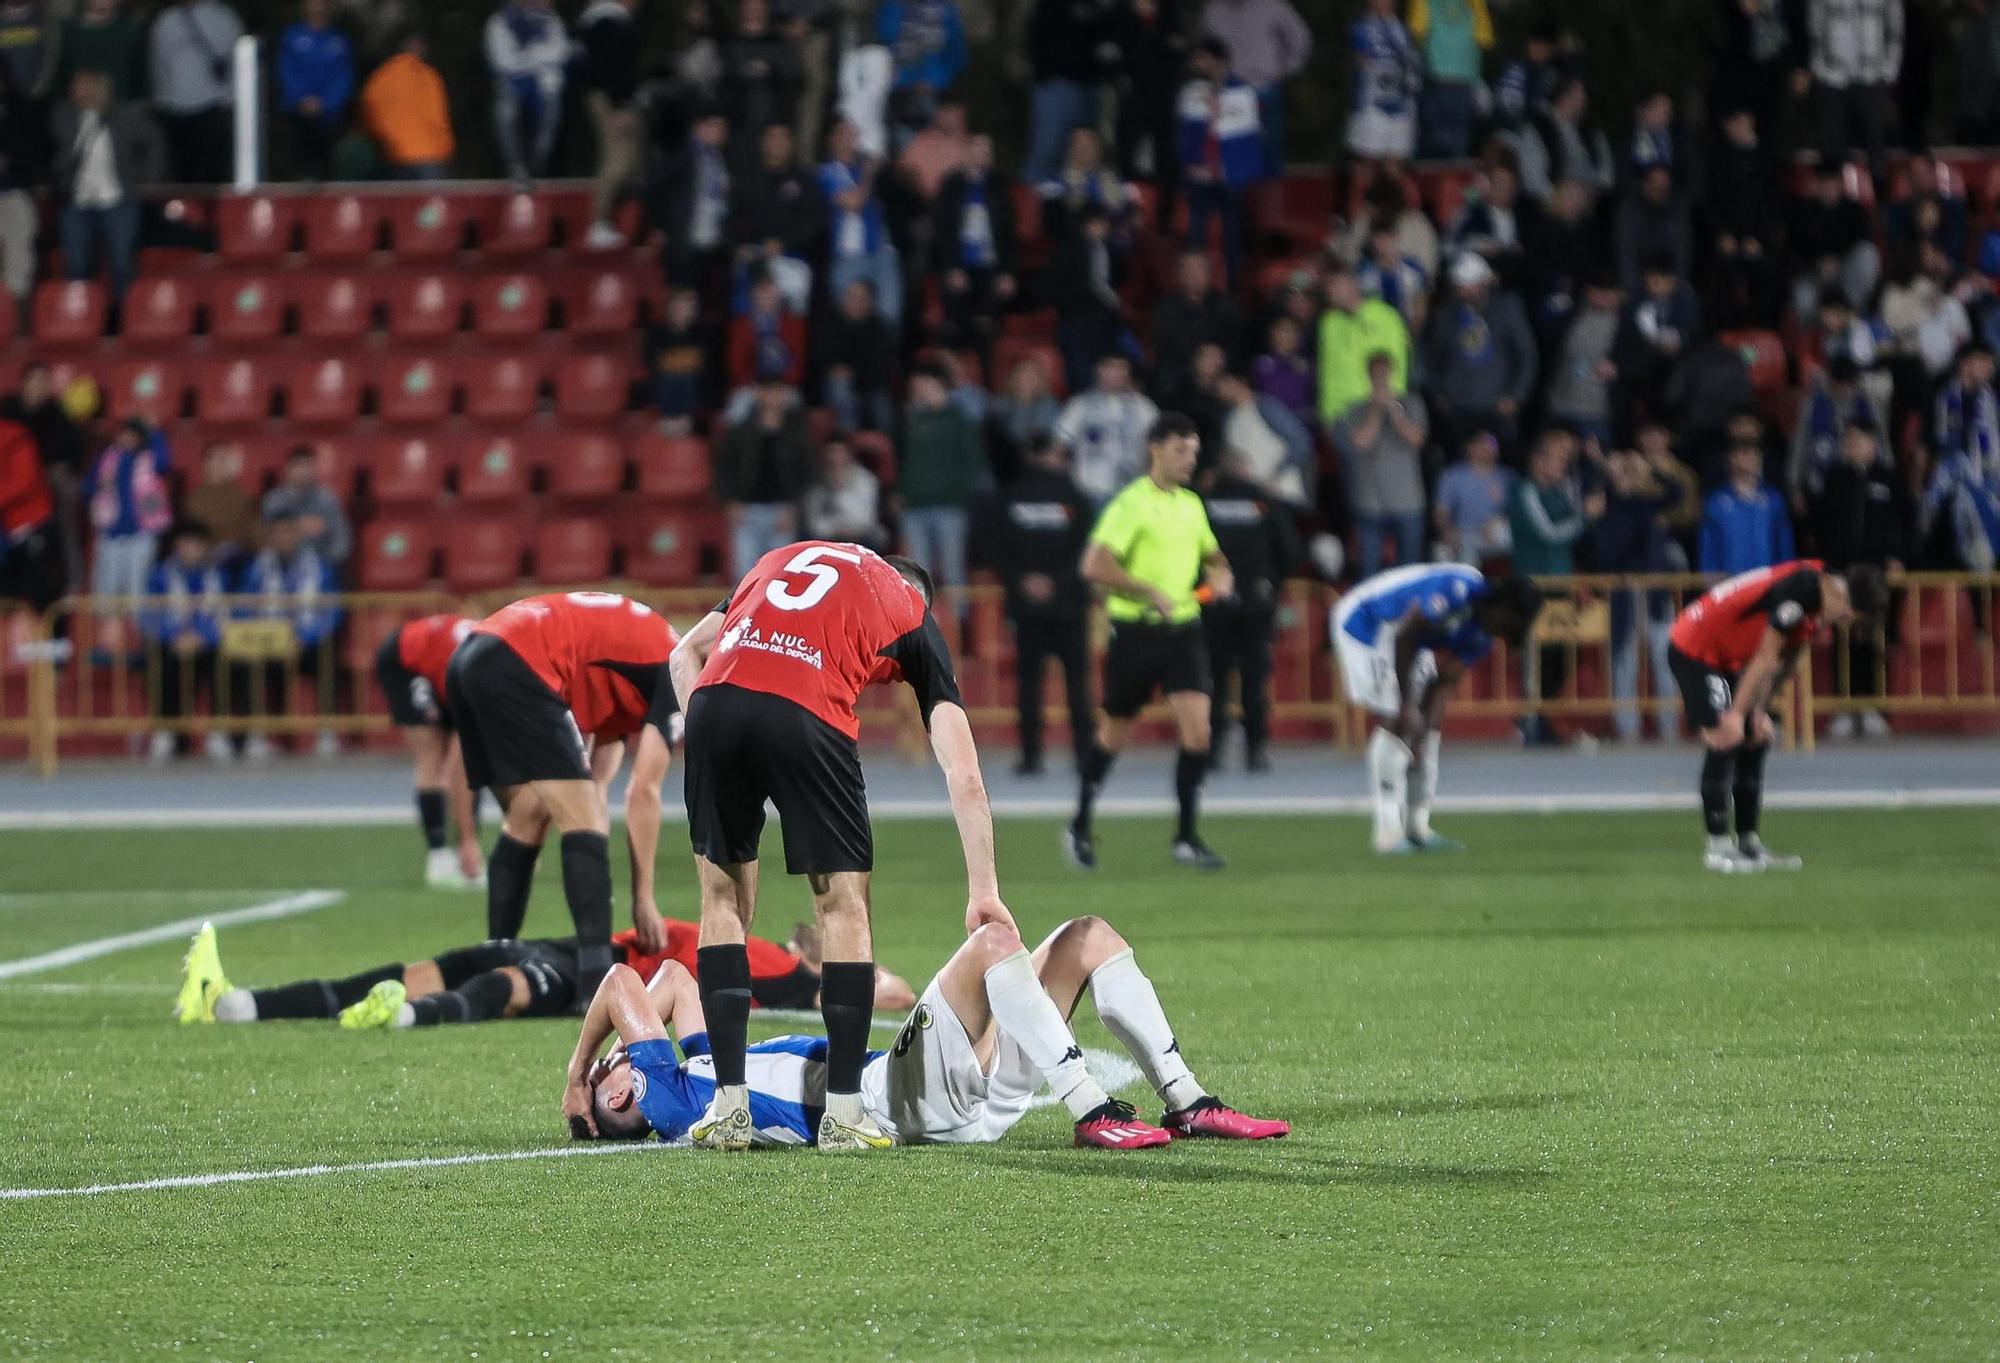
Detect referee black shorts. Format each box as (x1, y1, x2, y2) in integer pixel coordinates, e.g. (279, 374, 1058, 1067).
(1102, 619, 1211, 719)
(445, 633, 591, 791)
(374, 633, 447, 730)
(683, 683, 873, 876)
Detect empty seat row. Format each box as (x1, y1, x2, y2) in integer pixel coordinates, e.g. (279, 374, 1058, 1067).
(211, 190, 639, 264)
(358, 506, 719, 592)
(31, 267, 652, 346)
(81, 351, 636, 425)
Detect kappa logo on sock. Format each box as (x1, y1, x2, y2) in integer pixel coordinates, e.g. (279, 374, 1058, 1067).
(1060, 1044, 1083, 1064)
(1165, 1037, 1180, 1056)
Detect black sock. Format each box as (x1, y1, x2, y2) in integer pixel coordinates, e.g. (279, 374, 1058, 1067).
(330, 963, 405, 1009)
(820, 960, 876, 1095)
(697, 944, 753, 1087)
(1699, 748, 1735, 837)
(249, 980, 343, 1019)
(561, 831, 615, 991)
(408, 969, 514, 1026)
(416, 789, 447, 850)
(1733, 744, 1768, 842)
(1174, 748, 1206, 844)
(1075, 745, 1115, 835)
(486, 833, 541, 940)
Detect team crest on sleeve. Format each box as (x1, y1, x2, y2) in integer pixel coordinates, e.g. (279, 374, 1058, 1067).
(1774, 601, 1804, 628)
(1428, 593, 1448, 614)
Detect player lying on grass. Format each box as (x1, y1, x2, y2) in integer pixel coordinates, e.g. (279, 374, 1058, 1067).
(1666, 559, 1887, 873)
(174, 919, 916, 1028)
(1333, 563, 1544, 853)
(563, 914, 1288, 1150)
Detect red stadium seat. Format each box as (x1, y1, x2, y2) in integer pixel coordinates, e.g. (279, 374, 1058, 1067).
(386, 272, 466, 341)
(454, 434, 531, 503)
(365, 435, 450, 504)
(563, 269, 639, 337)
(554, 353, 630, 420)
(1723, 329, 1788, 395)
(205, 274, 287, 343)
(375, 354, 455, 425)
(472, 272, 550, 338)
(301, 193, 383, 262)
(620, 508, 704, 585)
(635, 430, 711, 500)
(463, 355, 542, 422)
(532, 518, 613, 582)
(122, 279, 196, 346)
(194, 357, 272, 425)
(106, 359, 182, 423)
(481, 192, 555, 255)
(442, 516, 526, 592)
(294, 274, 372, 341)
(386, 193, 468, 259)
(989, 336, 1066, 399)
(288, 357, 364, 426)
(358, 518, 437, 590)
(546, 431, 626, 501)
(215, 195, 297, 262)
(31, 280, 105, 345)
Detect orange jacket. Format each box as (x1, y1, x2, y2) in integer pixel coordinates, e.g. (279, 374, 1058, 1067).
(359, 53, 454, 167)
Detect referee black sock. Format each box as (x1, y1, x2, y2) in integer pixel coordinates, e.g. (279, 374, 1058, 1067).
(1174, 748, 1206, 844)
(251, 963, 402, 1020)
(820, 960, 876, 1095)
(415, 789, 447, 851)
(1699, 748, 1735, 837)
(561, 832, 616, 993)
(408, 970, 514, 1026)
(1075, 745, 1115, 835)
(486, 833, 542, 940)
(697, 944, 754, 1087)
(1733, 744, 1769, 842)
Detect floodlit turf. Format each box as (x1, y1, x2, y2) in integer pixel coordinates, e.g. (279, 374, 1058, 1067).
(2, 808, 1998, 1361)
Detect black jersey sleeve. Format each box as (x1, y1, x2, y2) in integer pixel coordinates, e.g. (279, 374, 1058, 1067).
(880, 614, 963, 726)
(1756, 567, 1824, 633)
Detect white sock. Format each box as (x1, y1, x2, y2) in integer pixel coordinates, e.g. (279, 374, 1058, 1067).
(824, 1090, 864, 1124)
(983, 948, 1108, 1120)
(1367, 729, 1412, 851)
(1408, 732, 1441, 839)
(1088, 948, 1204, 1112)
(394, 1003, 416, 1028)
(1707, 833, 1735, 855)
(213, 989, 256, 1023)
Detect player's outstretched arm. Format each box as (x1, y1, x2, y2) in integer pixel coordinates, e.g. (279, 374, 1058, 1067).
(927, 701, 1016, 937)
(640, 957, 706, 1040)
(670, 610, 725, 711)
(623, 725, 672, 952)
(563, 964, 669, 1137)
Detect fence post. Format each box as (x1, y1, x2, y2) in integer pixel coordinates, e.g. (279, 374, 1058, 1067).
(27, 611, 57, 777)
(232, 35, 260, 191)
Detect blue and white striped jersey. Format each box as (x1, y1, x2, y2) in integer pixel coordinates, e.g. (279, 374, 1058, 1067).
(628, 1033, 888, 1146)
(1338, 563, 1493, 663)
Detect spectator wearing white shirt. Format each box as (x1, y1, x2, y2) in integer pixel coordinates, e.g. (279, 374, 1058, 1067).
(485, 0, 570, 183)
(53, 69, 161, 300)
(1809, 0, 1902, 184)
(1054, 354, 1159, 506)
(147, 0, 242, 182)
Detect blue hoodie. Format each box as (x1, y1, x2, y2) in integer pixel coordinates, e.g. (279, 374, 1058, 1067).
(1699, 481, 1795, 575)
(277, 21, 355, 121)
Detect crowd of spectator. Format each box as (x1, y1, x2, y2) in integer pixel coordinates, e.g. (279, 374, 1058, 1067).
(5, 0, 2000, 757)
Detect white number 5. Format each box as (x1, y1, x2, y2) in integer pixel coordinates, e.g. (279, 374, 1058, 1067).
(765, 546, 862, 611)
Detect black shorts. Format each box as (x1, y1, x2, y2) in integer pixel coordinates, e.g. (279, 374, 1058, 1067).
(752, 963, 822, 1010)
(375, 633, 448, 729)
(446, 633, 590, 791)
(684, 683, 872, 875)
(1102, 619, 1211, 719)
(1668, 644, 1738, 733)
(432, 938, 580, 1017)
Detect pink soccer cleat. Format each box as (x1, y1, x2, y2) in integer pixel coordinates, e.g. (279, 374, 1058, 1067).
(1074, 1098, 1173, 1150)
(1163, 1095, 1291, 1140)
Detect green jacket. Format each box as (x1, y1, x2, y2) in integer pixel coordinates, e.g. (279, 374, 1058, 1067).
(899, 405, 988, 509)
(1317, 300, 1410, 424)
(1507, 478, 1584, 575)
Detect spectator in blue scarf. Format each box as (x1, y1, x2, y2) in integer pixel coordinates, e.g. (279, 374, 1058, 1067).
(275, 0, 353, 180)
(819, 117, 902, 326)
(232, 511, 343, 759)
(142, 520, 232, 762)
(484, 0, 569, 183)
(1787, 356, 1879, 512)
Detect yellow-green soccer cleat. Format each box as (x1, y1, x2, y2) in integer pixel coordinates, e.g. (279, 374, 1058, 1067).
(338, 979, 408, 1031)
(815, 1108, 895, 1152)
(689, 1088, 755, 1151)
(175, 922, 232, 1025)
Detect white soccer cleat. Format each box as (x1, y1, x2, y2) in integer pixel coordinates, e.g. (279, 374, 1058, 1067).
(1859, 710, 1891, 739)
(425, 848, 467, 889)
(690, 1085, 754, 1151)
(1739, 836, 1803, 871)
(1703, 844, 1765, 874)
(147, 730, 175, 764)
(816, 1108, 894, 1152)
(203, 732, 233, 763)
(243, 734, 275, 762)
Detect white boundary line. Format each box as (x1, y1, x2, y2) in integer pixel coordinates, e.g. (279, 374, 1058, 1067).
(1, 787, 1997, 830)
(0, 1142, 657, 1201)
(0, 889, 344, 981)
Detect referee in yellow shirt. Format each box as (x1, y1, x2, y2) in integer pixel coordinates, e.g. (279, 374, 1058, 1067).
(1066, 413, 1234, 871)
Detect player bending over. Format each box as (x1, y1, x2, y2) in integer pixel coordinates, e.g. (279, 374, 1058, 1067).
(1666, 559, 1886, 872)
(374, 613, 483, 889)
(173, 919, 915, 1028)
(671, 543, 1011, 1152)
(1333, 563, 1543, 853)
(563, 915, 1288, 1149)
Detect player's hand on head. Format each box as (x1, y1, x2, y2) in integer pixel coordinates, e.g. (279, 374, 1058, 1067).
(563, 1079, 597, 1140)
(631, 899, 667, 953)
(966, 895, 1017, 938)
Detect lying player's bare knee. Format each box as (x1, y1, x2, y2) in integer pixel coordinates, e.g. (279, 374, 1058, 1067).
(497, 966, 532, 1017)
(1039, 915, 1126, 976)
(965, 921, 1024, 965)
(401, 960, 445, 997)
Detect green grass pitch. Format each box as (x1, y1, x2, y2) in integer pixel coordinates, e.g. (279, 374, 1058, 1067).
(2, 808, 1997, 1361)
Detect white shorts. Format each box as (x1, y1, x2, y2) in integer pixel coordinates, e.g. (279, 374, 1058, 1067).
(1332, 598, 1435, 717)
(1346, 107, 1416, 161)
(861, 976, 1041, 1145)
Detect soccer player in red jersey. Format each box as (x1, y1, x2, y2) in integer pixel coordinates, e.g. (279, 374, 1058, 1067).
(445, 591, 680, 994)
(1667, 560, 1887, 872)
(374, 614, 484, 889)
(669, 543, 1023, 1151)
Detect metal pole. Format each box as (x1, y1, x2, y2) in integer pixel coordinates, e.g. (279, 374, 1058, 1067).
(232, 35, 260, 191)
